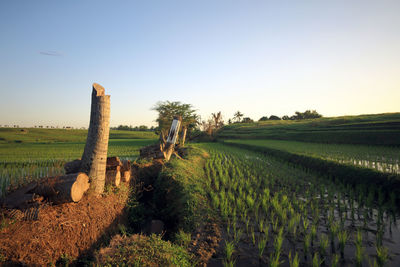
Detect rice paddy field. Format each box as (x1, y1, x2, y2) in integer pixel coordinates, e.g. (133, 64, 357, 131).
(224, 139, 400, 175)
(0, 128, 157, 197)
(198, 142, 400, 266)
(217, 113, 400, 146)
(2, 113, 400, 266)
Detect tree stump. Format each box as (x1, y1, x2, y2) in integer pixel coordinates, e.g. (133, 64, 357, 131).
(107, 157, 122, 169)
(121, 160, 131, 182)
(80, 83, 111, 195)
(105, 170, 121, 187)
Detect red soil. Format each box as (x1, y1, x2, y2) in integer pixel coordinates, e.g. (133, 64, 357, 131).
(0, 189, 129, 266)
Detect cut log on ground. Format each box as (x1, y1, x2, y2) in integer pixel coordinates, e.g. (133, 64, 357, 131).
(32, 173, 90, 204)
(139, 144, 165, 159)
(64, 159, 81, 174)
(105, 170, 121, 187)
(2, 182, 37, 209)
(107, 156, 122, 169)
(121, 160, 131, 172)
(121, 171, 131, 183)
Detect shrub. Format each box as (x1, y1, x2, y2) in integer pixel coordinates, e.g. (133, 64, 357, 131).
(96, 234, 192, 266)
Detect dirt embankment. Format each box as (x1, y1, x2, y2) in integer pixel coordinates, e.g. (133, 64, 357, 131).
(0, 188, 129, 266)
(0, 149, 221, 266)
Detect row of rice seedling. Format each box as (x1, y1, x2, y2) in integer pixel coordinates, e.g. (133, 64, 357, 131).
(225, 139, 400, 174)
(0, 139, 156, 198)
(200, 143, 399, 266)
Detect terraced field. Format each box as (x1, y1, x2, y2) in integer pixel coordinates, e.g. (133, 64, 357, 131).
(224, 139, 400, 175)
(218, 113, 400, 146)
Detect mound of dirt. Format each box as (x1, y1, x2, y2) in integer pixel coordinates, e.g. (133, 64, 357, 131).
(0, 188, 129, 266)
(188, 222, 221, 266)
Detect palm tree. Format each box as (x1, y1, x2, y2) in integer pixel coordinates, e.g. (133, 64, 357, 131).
(233, 111, 244, 123)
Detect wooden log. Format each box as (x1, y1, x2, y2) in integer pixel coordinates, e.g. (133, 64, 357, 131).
(121, 160, 131, 172)
(121, 171, 131, 183)
(64, 159, 81, 174)
(32, 173, 90, 204)
(107, 165, 121, 172)
(181, 126, 187, 147)
(107, 156, 122, 168)
(105, 170, 121, 187)
(2, 182, 37, 209)
(80, 83, 111, 194)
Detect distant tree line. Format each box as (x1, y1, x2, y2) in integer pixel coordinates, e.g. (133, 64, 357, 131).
(111, 125, 156, 131)
(258, 110, 323, 121)
(228, 110, 323, 123)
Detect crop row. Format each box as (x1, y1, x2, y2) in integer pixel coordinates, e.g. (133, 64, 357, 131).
(200, 143, 399, 266)
(0, 139, 156, 198)
(225, 140, 400, 175)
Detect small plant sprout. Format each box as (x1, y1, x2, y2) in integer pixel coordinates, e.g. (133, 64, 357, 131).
(331, 254, 340, 267)
(234, 227, 243, 244)
(319, 234, 329, 258)
(223, 241, 235, 267)
(337, 229, 348, 258)
(310, 224, 317, 246)
(245, 217, 250, 234)
(376, 246, 389, 267)
(329, 221, 340, 252)
(274, 227, 284, 257)
(270, 253, 283, 267)
(304, 232, 311, 260)
(288, 217, 297, 237)
(303, 219, 309, 233)
(312, 252, 323, 267)
(258, 219, 264, 233)
(355, 230, 364, 267)
(251, 227, 256, 245)
(289, 251, 300, 267)
(258, 236, 267, 261)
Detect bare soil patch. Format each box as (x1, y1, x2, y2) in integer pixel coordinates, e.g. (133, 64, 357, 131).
(0, 187, 129, 266)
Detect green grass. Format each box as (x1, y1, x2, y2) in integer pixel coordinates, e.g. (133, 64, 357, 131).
(225, 139, 400, 174)
(0, 127, 157, 144)
(95, 234, 192, 266)
(217, 113, 400, 146)
(153, 146, 210, 234)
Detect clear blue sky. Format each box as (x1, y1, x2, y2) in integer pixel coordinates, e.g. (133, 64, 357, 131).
(0, 1, 399, 127)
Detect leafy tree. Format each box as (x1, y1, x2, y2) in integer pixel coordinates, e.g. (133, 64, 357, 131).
(233, 111, 244, 123)
(242, 117, 254, 123)
(259, 116, 269, 121)
(292, 110, 322, 120)
(269, 115, 281, 120)
(282, 115, 290, 120)
(152, 101, 199, 145)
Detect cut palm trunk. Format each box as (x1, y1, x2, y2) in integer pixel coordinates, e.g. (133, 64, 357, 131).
(32, 173, 90, 204)
(121, 160, 131, 182)
(80, 83, 111, 195)
(105, 170, 121, 187)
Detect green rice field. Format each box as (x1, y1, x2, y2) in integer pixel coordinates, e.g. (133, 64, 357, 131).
(198, 142, 400, 266)
(224, 139, 400, 175)
(0, 128, 157, 197)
